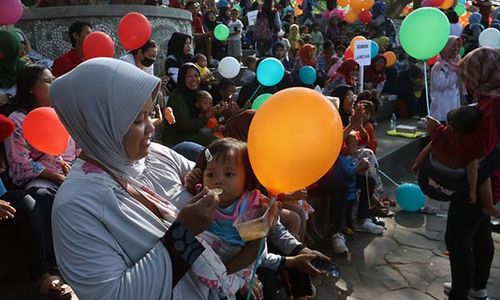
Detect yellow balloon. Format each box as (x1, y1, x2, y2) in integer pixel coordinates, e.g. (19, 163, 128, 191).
(440, 0, 453, 9)
(350, 0, 374, 12)
(384, 51, 397, 67)
(338, 0, 350, 7)
(247, 88, 343, 195)
(350, 35, 367, 49)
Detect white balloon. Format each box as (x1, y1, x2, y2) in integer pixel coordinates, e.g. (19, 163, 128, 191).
(218, 57, 240, 79)
(478, 27, 500, 48)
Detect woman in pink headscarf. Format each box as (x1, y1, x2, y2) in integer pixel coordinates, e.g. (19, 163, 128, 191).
(429, 36, 462, 121)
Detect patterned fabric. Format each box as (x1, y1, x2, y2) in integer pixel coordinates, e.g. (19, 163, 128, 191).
(4, 110, 78, 187)
(459, 47, 500, 100)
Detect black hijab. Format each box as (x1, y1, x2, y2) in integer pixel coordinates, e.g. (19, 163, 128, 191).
(331, 84, 353, 127)
(165, 32, 193, 70)
(176, 62, 200, 117)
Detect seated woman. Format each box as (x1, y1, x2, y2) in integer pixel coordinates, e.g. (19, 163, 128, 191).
(162, 63, 221, 148)
(120, 39, 158, 76)
(323, 59, 358, 96)
(49, 58, 251, 299)
(2, 65, 76, 299)
(164, 32, 193, 90)
(363, 54, 387, 94)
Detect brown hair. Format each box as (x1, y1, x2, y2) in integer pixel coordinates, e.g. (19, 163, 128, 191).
(195, 138, 258, 189)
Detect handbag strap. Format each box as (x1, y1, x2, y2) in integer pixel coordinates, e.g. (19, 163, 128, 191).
(79, 153, 162, 219)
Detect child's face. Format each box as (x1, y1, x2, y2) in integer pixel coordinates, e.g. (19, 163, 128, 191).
(248, 61, 256, 71)
(274, 47, 286, 59)
(203, 150, 246, 208)
(230, 9, 239, 20)
(221, 85, 236, 101)
(313, 25, 320, 32)
(336, 49, 344, 57)
(208, 12, 216, 22)
(195, 95, 212, 114)
(358, 104, 371, 122)
(197, 56, 208, 68)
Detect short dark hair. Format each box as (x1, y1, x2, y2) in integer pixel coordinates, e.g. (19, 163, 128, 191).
(131, 39, 157, 55)
(13, 64, 48, 113)
(68, 21, 92, 47)
(194, 53, 207, 63)
(195, 138, 257, 190)
(336, 44, 346, 52)
(243, 56, 257, 67)
(323, 40, 334, 50)
(446, 10, 459, 24)
(447, 106, 482, 135)
(218, 78, 236, 90)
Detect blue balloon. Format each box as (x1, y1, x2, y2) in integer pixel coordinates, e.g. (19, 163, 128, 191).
(256, 58, 285, 87)
(299, 66, 316, 85)
(396, 183, 425, 212)
(370, 40, 379, 58)
(217, 0, 229, 9)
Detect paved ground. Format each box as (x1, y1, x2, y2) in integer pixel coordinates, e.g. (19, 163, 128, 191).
(312, 188, 500, 300)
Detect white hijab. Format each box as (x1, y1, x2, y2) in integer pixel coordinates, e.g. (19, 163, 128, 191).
(50, 58, 160, 177)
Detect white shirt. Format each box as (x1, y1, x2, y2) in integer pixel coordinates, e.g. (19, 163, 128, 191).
(120, 53, 154, 76)
(228, 19, 243, 41)
(450, 23, 463, 37)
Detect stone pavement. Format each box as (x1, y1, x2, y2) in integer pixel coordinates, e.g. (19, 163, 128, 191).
(312, 196, 500, 300)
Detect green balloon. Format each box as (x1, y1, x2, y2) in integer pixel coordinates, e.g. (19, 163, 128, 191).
(454, 4, 467, 16)
(252, 93, 272, 110)
(214, 24, 230, 41)
(399, 8, 450, 60)
(459, 46, 465, 57)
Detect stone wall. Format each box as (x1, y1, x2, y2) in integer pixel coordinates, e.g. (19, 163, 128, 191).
(15, 5, 192, 76)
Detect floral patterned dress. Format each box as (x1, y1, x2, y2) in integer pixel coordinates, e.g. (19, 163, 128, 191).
(4, 110, 78, 189)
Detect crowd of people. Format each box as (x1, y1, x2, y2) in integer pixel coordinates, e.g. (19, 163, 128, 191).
(0, 0, 499, 299)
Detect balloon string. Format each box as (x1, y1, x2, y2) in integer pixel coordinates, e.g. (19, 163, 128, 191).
(248, 84, 262, 103)
(245, 196, 275, 300)
(246, 237, 265, 300)
(423, 61, 430, 117)
(377, 169, 400, 187)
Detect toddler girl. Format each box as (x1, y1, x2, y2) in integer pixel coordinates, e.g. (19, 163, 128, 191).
(195, 90, 224, 138)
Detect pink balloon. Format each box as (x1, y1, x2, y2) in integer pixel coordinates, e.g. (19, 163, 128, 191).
(322, 10, 331, 20)
(0, 0, 23, 25)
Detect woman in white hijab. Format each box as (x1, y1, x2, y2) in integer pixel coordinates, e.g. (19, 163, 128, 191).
(50, 58, 241, 299)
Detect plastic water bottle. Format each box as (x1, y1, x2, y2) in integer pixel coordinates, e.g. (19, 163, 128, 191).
(390, 113, 397, 131)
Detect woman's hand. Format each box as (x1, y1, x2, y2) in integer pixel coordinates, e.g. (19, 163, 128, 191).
(0, 200, 16, 220)
(176, 187, 219, 235)
(350, 105, 364, 130)
(61, 161, 71, 176)
(39, 170, 66, 185)
(241, 279, 263, 300)
(356, 158, 370, 173)
(281, 189, 308, 202)
(184, 168, 203, 194)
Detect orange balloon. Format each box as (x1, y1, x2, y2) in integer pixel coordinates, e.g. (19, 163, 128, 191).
(23, 107, 70, 156)
(440, 0, 453, 9)
(383, 51, 397, 67)
(350, 0, 374, 12)
(337, 0, 350, 7)
(345, 9, 358, 23)
(350, 35, 367, 50)
(247, 88, 343, 195)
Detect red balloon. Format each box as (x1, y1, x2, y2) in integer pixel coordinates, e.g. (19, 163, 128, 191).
(427, 55, 438, 65)
(118, 12, 152, 51)
(345, 47, 354, 59)
(431, 0, 445, 6)
(421, 0, 434, 6)
(0, 114, 15, 142)
(23, 107, 70, 156)
(359, 10, 372, 23)
(83, 31, 115, 60)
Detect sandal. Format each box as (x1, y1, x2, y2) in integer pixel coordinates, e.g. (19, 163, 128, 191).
(420, 205, 437, 215)
(38, 274, 73, 300)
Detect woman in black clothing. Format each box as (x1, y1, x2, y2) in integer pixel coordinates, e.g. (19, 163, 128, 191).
(164, 32, 193, 90)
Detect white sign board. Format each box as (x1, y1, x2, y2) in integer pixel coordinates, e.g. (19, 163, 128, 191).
(354, 40, 371, 66)
(247, 10, 258, 26)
